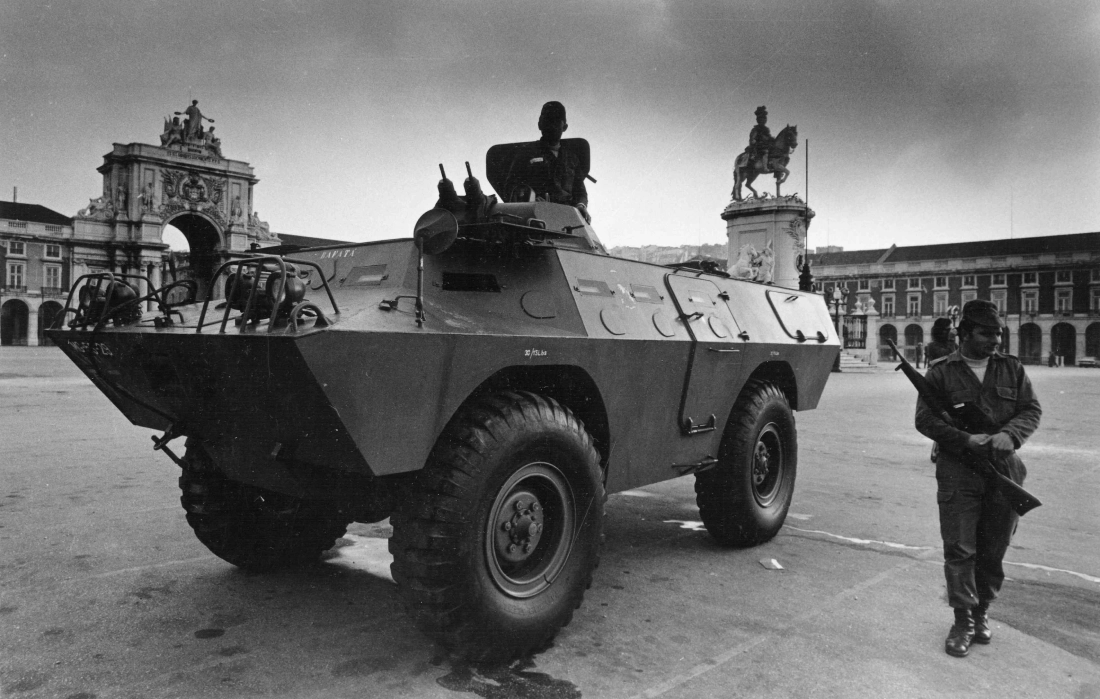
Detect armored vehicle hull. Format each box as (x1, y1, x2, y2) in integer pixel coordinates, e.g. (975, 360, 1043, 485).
(49, 184, 837, 660)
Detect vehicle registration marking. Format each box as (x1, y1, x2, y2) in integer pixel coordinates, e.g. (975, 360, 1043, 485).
(67, 340, 113, 356)
(524, 348, 548, 358)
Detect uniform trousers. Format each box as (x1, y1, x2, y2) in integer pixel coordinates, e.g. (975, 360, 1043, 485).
(937, 478, 1019, 609)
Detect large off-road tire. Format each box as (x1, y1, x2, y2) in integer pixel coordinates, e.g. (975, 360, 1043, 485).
(179, 441, 351, 572)
(695, 380, 797, 547)
(389, 391, 605, 661)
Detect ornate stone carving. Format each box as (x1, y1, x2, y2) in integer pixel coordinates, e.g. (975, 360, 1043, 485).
(728, 239, 775, 283)
(249, 210, 276, 240)
(159, 169, 226, 225)
(158, 100, 223, 158)
(77, 195, 115, 220)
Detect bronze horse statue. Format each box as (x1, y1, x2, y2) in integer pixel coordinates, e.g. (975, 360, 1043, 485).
(731, 124, 798, 201)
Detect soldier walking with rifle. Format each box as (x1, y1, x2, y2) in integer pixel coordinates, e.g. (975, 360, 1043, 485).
(891, 300, 1042, 658)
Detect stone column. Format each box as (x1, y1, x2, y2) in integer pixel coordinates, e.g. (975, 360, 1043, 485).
(721, 196, 814, 290)
(864, 306, 879, 366)
(27, 305, 40, 346)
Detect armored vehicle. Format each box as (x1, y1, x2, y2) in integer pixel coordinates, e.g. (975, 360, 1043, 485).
(48, 140, 838, 660)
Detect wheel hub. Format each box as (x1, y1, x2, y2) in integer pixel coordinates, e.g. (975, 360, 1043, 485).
(751, 423, 783, 506)
(484, 461, 576, 599)
(495, 490, 545, 563)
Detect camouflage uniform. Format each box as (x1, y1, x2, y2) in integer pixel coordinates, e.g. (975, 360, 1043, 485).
(503, 140, 588, 208)
(915, 351, 1041, 610)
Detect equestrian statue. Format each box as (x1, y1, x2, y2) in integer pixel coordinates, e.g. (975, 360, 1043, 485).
(731, 106, 798, 201)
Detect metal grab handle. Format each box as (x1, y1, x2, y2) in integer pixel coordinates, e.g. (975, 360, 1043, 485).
(681, 311, 704, 321)
(707, 348, 741, 353)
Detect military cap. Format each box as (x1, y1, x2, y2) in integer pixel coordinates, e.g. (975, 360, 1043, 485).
(755, 105, 768, 117)
(962, 299, 1004, 328)
(540, 101, 567, 124)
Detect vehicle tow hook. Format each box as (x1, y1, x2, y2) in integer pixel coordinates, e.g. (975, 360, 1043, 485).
(151, 429, 186, 469)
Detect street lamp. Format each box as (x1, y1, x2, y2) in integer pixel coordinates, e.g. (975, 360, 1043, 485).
(830, 285, 844, 372)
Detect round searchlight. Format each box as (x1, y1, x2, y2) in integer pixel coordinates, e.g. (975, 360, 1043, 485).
(413, 208, 459, 255)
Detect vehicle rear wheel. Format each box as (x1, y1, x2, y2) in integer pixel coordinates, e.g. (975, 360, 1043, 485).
(179, 440, 351, 572)
(389, 391, 605, 661)
(695, 380, 797, 547)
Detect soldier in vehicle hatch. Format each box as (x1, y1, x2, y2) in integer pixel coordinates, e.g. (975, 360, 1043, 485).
(915, 300, 1041, 659)
(502, 101, 591, 223)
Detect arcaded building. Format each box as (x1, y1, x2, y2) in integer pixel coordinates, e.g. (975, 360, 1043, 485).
(0, 201, 74, 346)
(810, 231, 1100, 365)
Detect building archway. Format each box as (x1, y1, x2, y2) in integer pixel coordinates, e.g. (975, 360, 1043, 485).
(1000, 326, 1010, 356)
(1, 299, 30, 346)
(879, 324, 897, 361)
(1052, 322, 1077, 366)
(1086, 322, 1100, 360)
(163, 212, 224, 300)
(38, 301, 64, 346)
(903, 324, 923, 362)
(1018, 323, 1041, 364)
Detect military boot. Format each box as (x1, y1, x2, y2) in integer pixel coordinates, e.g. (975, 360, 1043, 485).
(972, 603, 992, 644)
(945, 608, 975, 657)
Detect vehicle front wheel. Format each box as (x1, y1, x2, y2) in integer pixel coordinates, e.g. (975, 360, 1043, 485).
(389, 391, 605, 661)
(695, 380, 797, 547)
(179, 440, 351, 572)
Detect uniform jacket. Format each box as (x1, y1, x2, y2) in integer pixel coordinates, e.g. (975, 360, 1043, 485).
(915, 350, 1041, 485)
(503, 141, 588, 207)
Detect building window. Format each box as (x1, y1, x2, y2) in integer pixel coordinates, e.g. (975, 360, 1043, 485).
(907, 293, 921, 316)
(1092, 288, 1100, 313)
(933, 291, 948, 315)
(8, 240, 25, 256)
(908, 277, 922, 289)
(992, 273, 1006, 286)
(45, 243, 62, 259)
(1055, 289, 1072, 313)
(934, 276, 948, 289)
(44, 264, 62, 290)
(961, 289, 978, 306)
(1021, 289, 1038, 314)
(882, 278, 895, 290)
(858, 279, 870, 291)
(1056, 270, 1072, 284)
(963, 275, 976, 287)
(991, 289, 1007, 314)
(1092, 269, 1100, 282)
(6, 262, 25, 288)
(881, 294, 895, 317)
(1023, 271, 1038, 285)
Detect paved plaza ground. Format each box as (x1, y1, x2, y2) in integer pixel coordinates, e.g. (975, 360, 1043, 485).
(2, 347, 1099, 698)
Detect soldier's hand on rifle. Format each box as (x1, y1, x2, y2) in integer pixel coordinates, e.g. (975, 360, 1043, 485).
(967, 432, 1015, 458)
(575, 203, 591, 224)
(988, 432, 1016, 458)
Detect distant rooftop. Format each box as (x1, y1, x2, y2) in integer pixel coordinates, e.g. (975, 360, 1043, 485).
(809, 231, 1100, 267)
(0, 201, 73, 227)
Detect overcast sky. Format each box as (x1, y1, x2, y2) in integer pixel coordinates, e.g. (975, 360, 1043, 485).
(3, 0, 1098, 253)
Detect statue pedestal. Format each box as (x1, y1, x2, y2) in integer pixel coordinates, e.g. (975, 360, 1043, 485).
(721, 196, 814, 290)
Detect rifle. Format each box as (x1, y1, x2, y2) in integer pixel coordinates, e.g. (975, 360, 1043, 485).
(886, 339, 1041, 517)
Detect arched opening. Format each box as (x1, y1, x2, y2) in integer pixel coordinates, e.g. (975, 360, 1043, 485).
(878, 324, 897, 361)
(1, 299, 30, 346)
(903, 323, 924, 362)
(1052, 322, 1076, 366)
(162, 213, 224, 300)
(1000, 326, 1010, 356)
(1086, 322, 1100, 360)
(38, 301, 64, 346)
(1018, 323, 1041, 365)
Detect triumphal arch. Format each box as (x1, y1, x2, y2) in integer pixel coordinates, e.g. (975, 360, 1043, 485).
(72, 101, 278, 300)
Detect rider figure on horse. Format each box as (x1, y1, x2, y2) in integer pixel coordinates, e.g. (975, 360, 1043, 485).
(746, 105, 775, 171)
